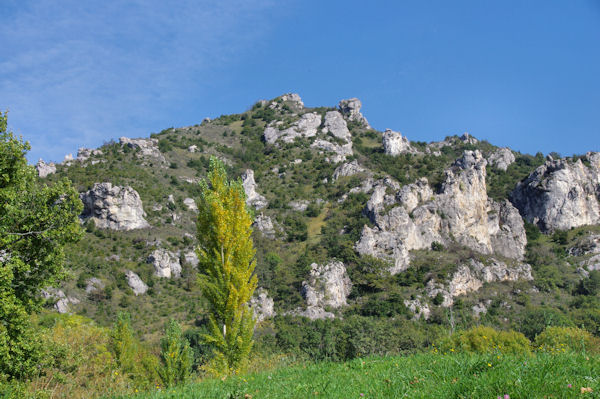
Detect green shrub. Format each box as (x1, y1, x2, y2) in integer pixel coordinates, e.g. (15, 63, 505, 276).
(534, 326, 600, 354)
(438, 326, 531, 354)
(158, 320, 193, 388)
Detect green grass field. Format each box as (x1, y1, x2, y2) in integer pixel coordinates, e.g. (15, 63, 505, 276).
(110, 353, 599, 399)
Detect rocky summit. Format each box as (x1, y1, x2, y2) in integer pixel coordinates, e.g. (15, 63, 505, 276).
(38, 92, 600, 337)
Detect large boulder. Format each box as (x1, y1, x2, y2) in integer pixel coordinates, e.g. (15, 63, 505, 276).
(125, 270, 148, 295)
(511, 153, 600, 232)
(36, 159, 56, 178)
(241, 169, 269, 209)
(119, 137, 166, 164)
(426, 259, 533, 307)
(301, 261, 352, 309)
(382, 129, 417, 156)
(487, 148, 515, 171)
(253, 213, 276, 238)
(41, 288, 79, 314)
(322, 111, 351, 142)
(338, 98, 371, 128)
(80, 183, 150, 230)
(148, 249, 181, 278)
(263, 113, 321, 144)
(356, 150, 527, 273)
(76, 147, 103, 163)
(332, 160, 366, 181)
(250, 288, 276, 322)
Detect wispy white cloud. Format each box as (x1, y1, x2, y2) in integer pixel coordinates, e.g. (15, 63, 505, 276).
(0, 0, 281, 162)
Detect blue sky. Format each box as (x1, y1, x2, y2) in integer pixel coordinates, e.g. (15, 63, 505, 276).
(1, 1, 599, 163)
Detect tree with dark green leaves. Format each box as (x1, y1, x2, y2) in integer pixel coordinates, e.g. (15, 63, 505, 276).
(0, 111, 83, 379)
(196, 157, 257, 375)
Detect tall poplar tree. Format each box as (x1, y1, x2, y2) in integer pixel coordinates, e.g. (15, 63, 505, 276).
(196, 157, 257, 375)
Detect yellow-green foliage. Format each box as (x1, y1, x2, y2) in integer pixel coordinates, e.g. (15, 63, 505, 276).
(158, 319, 193, 388)
(196, 157, 258, 375)
(535, 326, 600, 354)
(437, 326, 531, 354)
(7, 314, 159, 398)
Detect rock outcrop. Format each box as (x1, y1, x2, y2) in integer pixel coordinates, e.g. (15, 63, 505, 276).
(280, 93, 304, 108)
(148, 249, 181, 278)
(253, 213, 276, 238)
(382, 129, 417, 156)
(80, 183, 150, 230)
(36, 159, 56, 178)
(183, 198, 197, 212)
(85, 277, 104, 294)
(77, 147, 103, 163)
(241, 169, 269, 209)
(404, 297, 431, 320)
(332, 160, 366, 181)
(119, 137, 166, 164)
(288, 200, 310, 212)
(338, 98, 370, 128)
(511, 152, 600, 232)
(250, 288, 276, 322)
(301, 261, 352, 309)
(183, 250, 199, 268)
(42, 288, 79, 314)
(487, 148, 515, 171)
(263, 113, 321, 144)
(356, 151, 527, 273)
(125, 270, 148, 295)
(425, 259, 533, 307)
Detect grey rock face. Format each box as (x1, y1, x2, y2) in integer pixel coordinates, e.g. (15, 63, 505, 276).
(119, 137, 166, 164)
(382, 129, 417, 156)
(301, 261, 352, 309)
(280, 93, 304, 107)
(42, 288, 79, 314)
(85, 277, 105, 294)
(288, 200, 310, 212)
(404, 297, 431, 320)
(426, 259, 533, 307)
(250, 288, 276, 322)
(311, 139, 353, 163)
(36, 159, 56, 178)
(332, 160, 366, 181)
(460, 133, 478, 145)
(183, 250, 199, 268)
(338, 98, 371, 128)
(183, 198, 197, 212)
(569, 234, 600, 256)
(487, 148, 515, 171)
(293, 306, 334, 320)
(323, 111, 352, 142)
(77, 147, 103, 163)
(356, 150, 527, 273)
(511, 153, 600, 232)
(263, 113, 321, 144)
(148, 249, 181, 278)
(80, 183, 150, 230)
(253, 213, 276, 238)
(241, 169, 269, 210)
(125, 270, 148, 295)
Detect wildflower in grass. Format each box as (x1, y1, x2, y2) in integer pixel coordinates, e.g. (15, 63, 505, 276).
(567, 384, 572, 388)
(488, 363, 492, 367)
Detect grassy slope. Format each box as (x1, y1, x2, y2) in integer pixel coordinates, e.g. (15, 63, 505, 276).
(111, 353, 600, 399)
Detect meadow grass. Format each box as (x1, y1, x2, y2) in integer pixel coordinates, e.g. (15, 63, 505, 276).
(109, 352, 600, 399)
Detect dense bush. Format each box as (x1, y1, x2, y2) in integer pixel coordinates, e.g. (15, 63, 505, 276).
(438, 326, 531, 354)
(535, 326, 600, 354)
